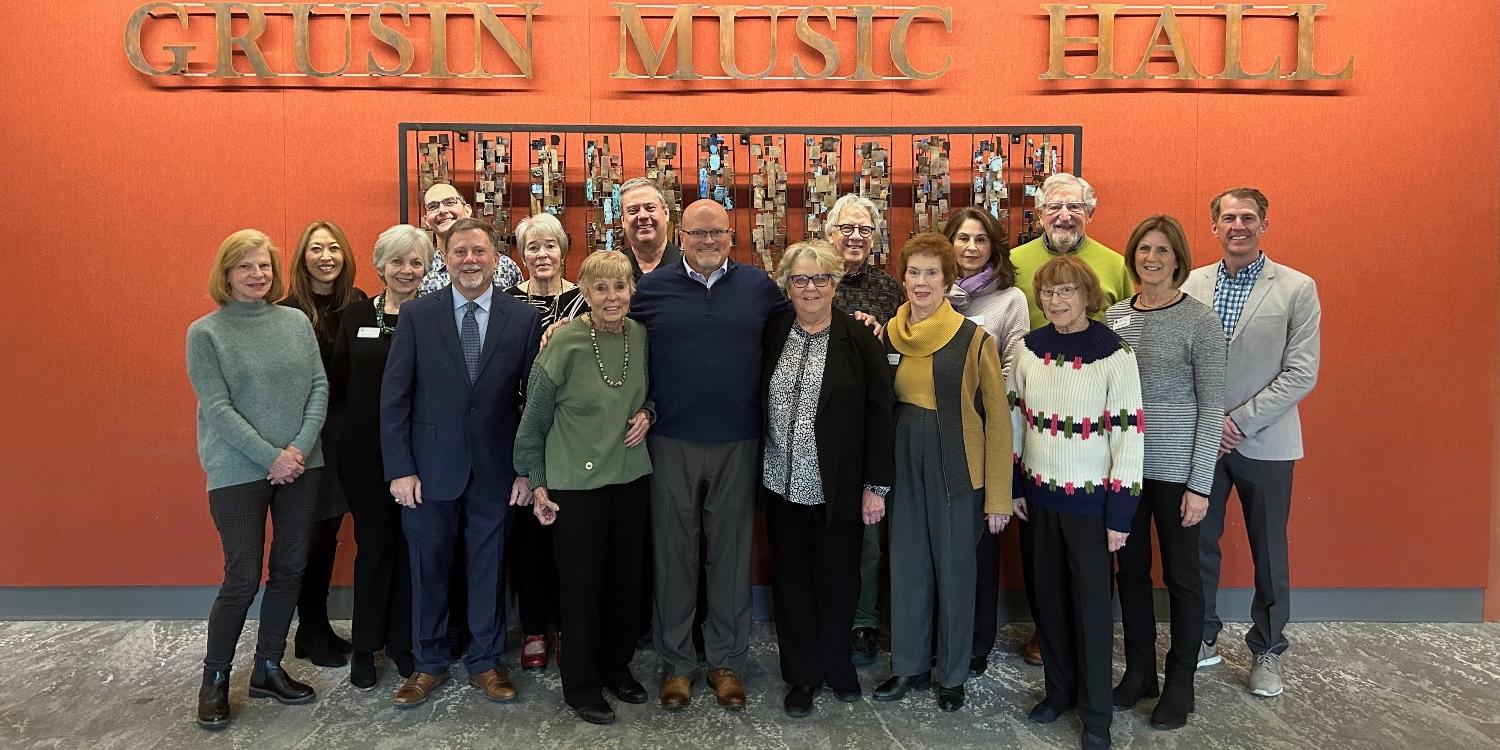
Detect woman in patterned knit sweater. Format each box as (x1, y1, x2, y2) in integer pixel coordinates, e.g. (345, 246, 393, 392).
(1010, 255, 1143, 750)
(1104, 216, 1226, 730)
(940, 206, 1030, 678)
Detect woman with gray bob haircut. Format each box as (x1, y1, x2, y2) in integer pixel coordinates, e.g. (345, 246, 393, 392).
(328, 224, 434, 690)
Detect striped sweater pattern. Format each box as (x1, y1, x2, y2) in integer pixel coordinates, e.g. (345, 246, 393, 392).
(1008, 322, 1145, 532)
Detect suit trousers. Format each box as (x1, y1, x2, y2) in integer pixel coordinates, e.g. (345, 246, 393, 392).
(1029, 502, 1113, 736)
(1200, 450, 1295, 656)
(511, 503, 559, 636)
(973, 526, 1001, 659)
(403, 475, 512, 676)
(203, 472, 319, 670)
(296, 513, 343, 640)
(1116, 479, 1202, 683)
(340, 451, 412, 657)
(853, 522, 884, 630)
(889, 405, 982, 690)
(648, 435, 757, 677)
(551, 476, 649, 708)
(765, 491, 863, 692)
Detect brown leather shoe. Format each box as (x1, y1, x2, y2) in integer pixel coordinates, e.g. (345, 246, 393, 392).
(707, 668, 746, 709)
(659, 675, 692, 710)
(1023, 634, 1044, 667)
(392, 671, 447, 708)
(468, 668, 518, 702)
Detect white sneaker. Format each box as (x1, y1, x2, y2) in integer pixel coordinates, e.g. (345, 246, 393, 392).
(1249, 652, 1285, 697)
(1196, 641, 1221, 668)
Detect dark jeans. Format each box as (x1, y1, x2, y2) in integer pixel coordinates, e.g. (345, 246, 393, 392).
(204, 473, 319, 670)
(341, 452, 412, 656)
(1200, 451, 1296, 656)
(1029, 502, 1112, 736)
(765, 491, 862, 692)
(1116, 479, 1203, 682)
(552, 477, 649, 708)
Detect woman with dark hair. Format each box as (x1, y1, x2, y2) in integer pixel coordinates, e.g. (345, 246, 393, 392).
(1011, 254, 1144, 750)
(187, 229, 327, 729)
(1104, 215, 1225, 730)
(939, 206, 1029, 677)
(280, 219, 367, 667)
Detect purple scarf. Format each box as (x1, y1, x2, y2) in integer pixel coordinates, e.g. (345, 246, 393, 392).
(956, 267, 996, 295)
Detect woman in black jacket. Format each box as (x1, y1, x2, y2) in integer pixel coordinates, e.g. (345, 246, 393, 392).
(760, 239, 894, 719)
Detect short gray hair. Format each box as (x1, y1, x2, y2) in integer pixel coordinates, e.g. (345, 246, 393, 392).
(774, 240, 844, 291)
(515, 212, 569, 255)
(372, 224, 435, 270)
(825, 194, 883, 239)
(1038, 173, 1097, 213)
(619, 177, 670, 211)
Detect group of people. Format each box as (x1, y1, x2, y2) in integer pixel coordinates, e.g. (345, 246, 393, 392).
(186, 172, 1320, 749)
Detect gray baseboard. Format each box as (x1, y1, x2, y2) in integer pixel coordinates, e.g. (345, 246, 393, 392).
(0, 585, 1484, 623)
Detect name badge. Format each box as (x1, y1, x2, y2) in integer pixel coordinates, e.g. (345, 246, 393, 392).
(1109, 316, 1132, 331)
(887, 353, 902, 366)
(357, 327, 381, 339)
(967, 314, 986, 326)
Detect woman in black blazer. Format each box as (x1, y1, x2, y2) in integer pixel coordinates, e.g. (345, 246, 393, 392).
(760, 240, 895, 719)
(328, 225, 433, 689)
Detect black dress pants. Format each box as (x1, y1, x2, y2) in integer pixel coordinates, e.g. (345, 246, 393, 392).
(204, 473, 319, 670)
(1029, 502, 1113, 736)
(972, 528, 1001, 659)
(1116, 479, 1202, 683)
(765, 492, 863, 693)
(552, 477, 649, 708)
(512, 504, 559, 636)
(296, 514, 343, 640)
(340, 451, 412, 656)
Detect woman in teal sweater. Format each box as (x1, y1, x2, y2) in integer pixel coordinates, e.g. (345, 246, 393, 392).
(514, 250, 654, 726)
(185, 229, 328, 730)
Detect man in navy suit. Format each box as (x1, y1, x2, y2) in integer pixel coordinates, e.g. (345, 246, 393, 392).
(380, 217, 541, 707)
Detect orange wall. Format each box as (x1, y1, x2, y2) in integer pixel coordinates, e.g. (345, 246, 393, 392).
(1, 2, 1497, 603)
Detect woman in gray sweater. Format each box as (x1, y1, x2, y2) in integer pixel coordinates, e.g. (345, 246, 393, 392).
(1103, 215, 1226, 730)
(185, 229, 329, 730)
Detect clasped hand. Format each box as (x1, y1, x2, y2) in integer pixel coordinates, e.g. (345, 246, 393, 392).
(267, 447, 305, 485)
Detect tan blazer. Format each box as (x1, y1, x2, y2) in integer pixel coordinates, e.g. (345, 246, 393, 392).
(1181, 255, 1320, 461)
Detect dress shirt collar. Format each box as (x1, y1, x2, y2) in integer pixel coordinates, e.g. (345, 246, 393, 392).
(1217, 252, 1267, 281)
(683, 256, 730, 287)
(451, 283, 494, 313)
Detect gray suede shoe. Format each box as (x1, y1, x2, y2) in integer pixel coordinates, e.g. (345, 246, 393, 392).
(1249, 652, 1285, 697)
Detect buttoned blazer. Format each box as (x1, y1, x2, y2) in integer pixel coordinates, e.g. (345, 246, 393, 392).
(1181, 256, 1320, 461)
(379, 286, 541, 501)
(759, 309, 895, 523)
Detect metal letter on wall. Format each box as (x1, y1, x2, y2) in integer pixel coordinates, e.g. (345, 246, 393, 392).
(125, 2, 195, 76)
(749, 135, 789, 270)
(613, 2, 702, 79)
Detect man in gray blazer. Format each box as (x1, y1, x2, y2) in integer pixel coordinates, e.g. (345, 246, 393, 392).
(1180, 188, 1320, 699)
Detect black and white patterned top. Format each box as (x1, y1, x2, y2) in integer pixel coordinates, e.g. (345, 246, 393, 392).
(762, 322, 831, 505)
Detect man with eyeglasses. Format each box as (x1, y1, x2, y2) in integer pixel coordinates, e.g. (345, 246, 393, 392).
(630, 199, 789, 713)
(1010, 173, 1133, 330)
(418, 183, 523, 295)
(1181, 188, 1320, 699)
(619, 177, 684, 280)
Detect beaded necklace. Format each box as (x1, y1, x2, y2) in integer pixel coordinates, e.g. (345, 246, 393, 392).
(374, 293, 397, 335)
(588, 319, 630, 388)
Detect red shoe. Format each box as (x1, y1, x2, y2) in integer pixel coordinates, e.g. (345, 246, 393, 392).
(521, 635, 548, 671)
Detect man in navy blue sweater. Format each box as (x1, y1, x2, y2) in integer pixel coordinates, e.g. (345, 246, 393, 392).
(633, 199, 788, 711)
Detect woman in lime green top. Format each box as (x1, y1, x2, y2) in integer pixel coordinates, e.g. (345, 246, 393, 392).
(872, 233, 1012, 713)
(514, 250, 654, 726)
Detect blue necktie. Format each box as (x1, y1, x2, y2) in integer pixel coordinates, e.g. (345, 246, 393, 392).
(461, 301, 480, 383)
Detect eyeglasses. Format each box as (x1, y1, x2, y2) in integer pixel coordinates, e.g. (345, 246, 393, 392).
(1036, 284, 1079, 300)
(835, 224, 875, 238)
(1040, 202, 1088, 216)
(424, 196, 463, 213)
(682, 228, 731, 240)
(789, 273, 833, 289)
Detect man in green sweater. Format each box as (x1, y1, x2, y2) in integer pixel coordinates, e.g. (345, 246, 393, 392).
(1010, 173, 1133, 330)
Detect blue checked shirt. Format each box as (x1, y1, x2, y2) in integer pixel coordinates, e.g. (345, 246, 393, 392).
(1212, 252, 1266, 340)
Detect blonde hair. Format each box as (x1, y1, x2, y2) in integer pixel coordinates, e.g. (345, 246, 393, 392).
(209, 229, 283, 305)
(774, 240, 843, 291)
(578, 251, 635, 295)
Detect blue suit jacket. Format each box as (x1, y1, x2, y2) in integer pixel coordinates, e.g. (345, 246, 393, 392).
(379, 286, 541, 502)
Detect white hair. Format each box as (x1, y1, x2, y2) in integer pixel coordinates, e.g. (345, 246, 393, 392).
(372, 224, 435, 269)
(1038, 173, 1097, 213)
(824, 194, 883, 239)
(515, 212, 569, 254)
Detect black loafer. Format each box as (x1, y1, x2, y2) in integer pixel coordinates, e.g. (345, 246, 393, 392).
(831, 685, 862, 703)
(784, 685, 816, 717)
(936, 684, 965, 712)
(969, 654, 988, 677)
(873, 673, 931, 702)
(850, 627, 878, 666)
(196, 668, 231, 730)
(605, 677, 649, 705)
(1028, 700, 1071, 724)
(248, 658, 316, 704)
(350, 651, 378, 691)
(576, 702, 617, 725)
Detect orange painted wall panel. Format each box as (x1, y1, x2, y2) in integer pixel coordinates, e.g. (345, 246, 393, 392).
(0, 1, 1496, 594)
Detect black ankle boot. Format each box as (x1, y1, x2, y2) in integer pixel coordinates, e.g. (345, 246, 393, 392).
(1111, 669, 1160, 709)
(196, 668, 231, 730)
(249, 657, 316, 704)
(294, 632, 347, 668)
(1150, 679, 1195, 730)
(349, 651, 378, 691)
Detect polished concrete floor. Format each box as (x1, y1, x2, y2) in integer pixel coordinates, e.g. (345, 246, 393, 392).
(1, 620, 1497, 749)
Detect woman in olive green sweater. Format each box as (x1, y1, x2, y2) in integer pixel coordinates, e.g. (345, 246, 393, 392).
(514, 250, 654, 726)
